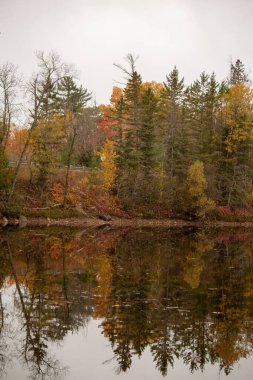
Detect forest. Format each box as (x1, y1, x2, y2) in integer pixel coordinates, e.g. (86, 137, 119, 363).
(0, 52, 253, 221)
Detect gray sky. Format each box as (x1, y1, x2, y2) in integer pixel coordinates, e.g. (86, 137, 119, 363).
(0, 0, 252, 104)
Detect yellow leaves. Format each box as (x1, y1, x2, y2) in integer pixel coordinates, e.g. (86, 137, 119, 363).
(183, 235, 214, 289)
(50, 178, 76, 205)
(186, 160, 207, 198)
(65, 110, 74, 123)
(110, 86, 124, 105)
(94, 256, 113, 301)
(98, 138, 117, 190)
(183, 253, 203, 289)
(196, 196, 216, 218)
(6, 128, 31, 161)
(51, 182, 65, 204)
(184, 161, 215, 218)
(31, 113, 65, 157)
(222, 84, 253, 154)
(141, 81, 163, 98)
(213, 307, 250, 365)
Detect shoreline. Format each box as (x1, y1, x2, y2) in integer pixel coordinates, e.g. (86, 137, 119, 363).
(2, 216, 253, 228)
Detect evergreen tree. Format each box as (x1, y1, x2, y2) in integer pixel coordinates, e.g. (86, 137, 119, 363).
(38, 78, 59, 117)
(158, 67, 185, 201)
(32, 78, 62, 198)
(229, 59, 249, 86)
(184, 73, 212, 162)
(114, 95, 126, 190)
(139, 86, 157, 177)
(114, 55, 143, 208)
(136, 86, 158, 205)
(183, 73, 222, 178)
(123, 70, 142, 171)
(57, 76, 92, 116)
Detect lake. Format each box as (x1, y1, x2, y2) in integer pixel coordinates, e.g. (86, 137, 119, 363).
(0, 226, 253, 379)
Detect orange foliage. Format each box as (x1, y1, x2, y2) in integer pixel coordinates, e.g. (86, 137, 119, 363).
(141, 81, 163, 97)
(98, 138, 117, 190)
(49, 239, 62, 260)
(110, 86, 123, 105)
(77, 176, 128, 217)
(6, 128, 31, 162)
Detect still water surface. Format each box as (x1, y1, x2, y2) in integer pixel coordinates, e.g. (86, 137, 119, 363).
(0, 227, 253, 379)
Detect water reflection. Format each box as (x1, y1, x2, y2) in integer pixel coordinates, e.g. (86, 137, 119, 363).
(0, 227, 253, 378)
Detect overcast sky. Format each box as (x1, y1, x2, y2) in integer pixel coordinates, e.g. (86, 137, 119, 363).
(0, 0, 252, 104)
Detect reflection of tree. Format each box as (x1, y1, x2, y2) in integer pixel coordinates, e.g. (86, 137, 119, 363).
(2, 229, 100, 378)
(1, 228, 253, 378)
(182, 234, 214, 289)
(96, 229, 253, 376)
(150, 318, 176, 377)
(6, 239, 66, 379)
(0, 227, 127, 378)
(0, 239, 9, 335)
(0, 244, 10, 378)
(99, 233, 156, 373)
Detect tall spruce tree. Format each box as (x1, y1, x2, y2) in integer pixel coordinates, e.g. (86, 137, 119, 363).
(184, 73, 222, 166)
(159, 67, 185, 191)
(139, 86, 157, 177)
(137, 86, 158, 205)
(114, 55, 143, 208)
(185, 73, 208, 162)
(32, 78, 62, 198)
(114, 95, 126, 191)
(229, 59, 249, 85)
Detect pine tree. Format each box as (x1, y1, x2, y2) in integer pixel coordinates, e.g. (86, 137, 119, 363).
(113, 55, 143, 208)
(229, 59, 249, 86)
(139, 87, 157, 176)
(114, 95, 126, 189)
(137, 86, 158, 205)
(57, 76, 92, 116)
(123, 70, 142, 165)
(32, 78, 62, 199)
(38, 78, 59, 118)
(159, 67, 185, 196)
(184, 73, 223, 167)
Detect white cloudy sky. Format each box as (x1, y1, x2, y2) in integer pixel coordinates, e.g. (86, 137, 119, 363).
(0, 0, 252, 104)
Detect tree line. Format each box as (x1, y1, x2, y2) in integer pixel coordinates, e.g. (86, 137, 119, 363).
(0, 53, 253, 218)
(105, 56, 253, 217)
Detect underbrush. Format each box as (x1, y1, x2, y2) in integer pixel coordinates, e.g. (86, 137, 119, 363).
(23, 208, 83, 219)
(4, 169, 253, 223)
(209, 207, 253, 222)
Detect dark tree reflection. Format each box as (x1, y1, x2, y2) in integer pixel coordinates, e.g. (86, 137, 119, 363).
(0, 227, 253, 378)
